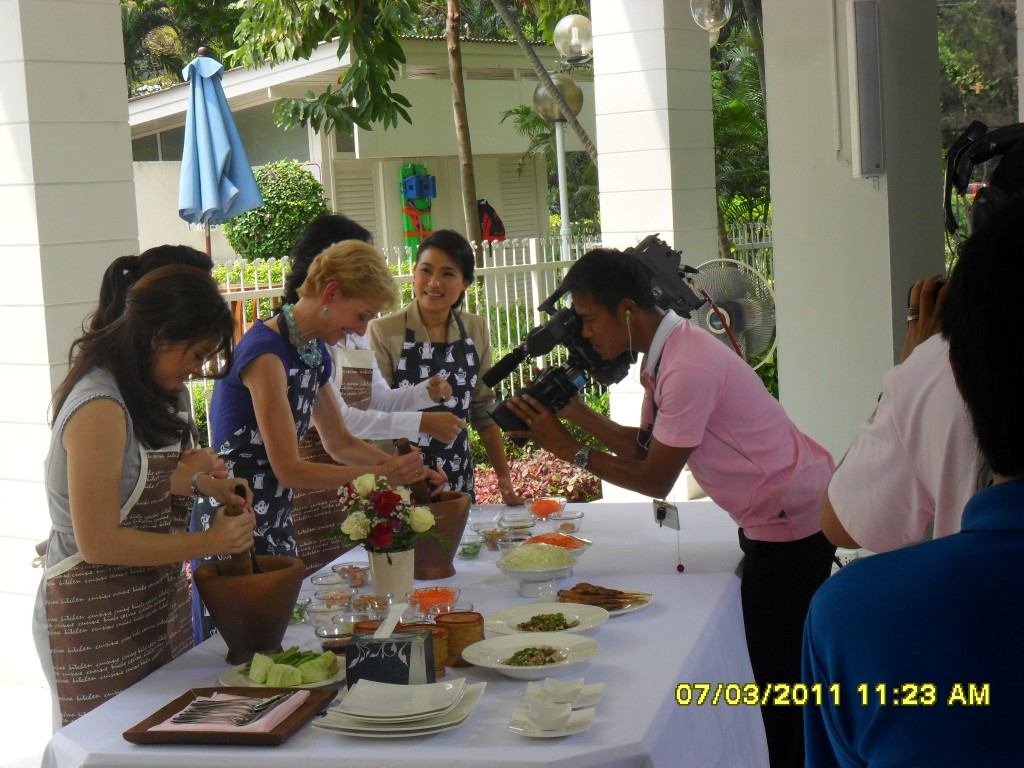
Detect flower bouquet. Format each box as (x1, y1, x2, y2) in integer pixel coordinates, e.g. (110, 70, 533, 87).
(333, 474, 437, 556)
(331, 474, 437, 598)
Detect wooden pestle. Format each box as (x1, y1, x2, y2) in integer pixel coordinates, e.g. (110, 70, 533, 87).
(216, 483, 256, 576)
(396, 438, 433, 504)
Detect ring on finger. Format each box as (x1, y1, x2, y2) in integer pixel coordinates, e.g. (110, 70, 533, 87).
(906, 307, 920, 322)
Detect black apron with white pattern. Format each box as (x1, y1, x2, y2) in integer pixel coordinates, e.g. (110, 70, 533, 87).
(393, 309, 479, 500)
(190, 353, 322, 643)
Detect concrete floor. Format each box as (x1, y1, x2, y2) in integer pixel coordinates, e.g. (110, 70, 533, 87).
(1, 681, 50, 768)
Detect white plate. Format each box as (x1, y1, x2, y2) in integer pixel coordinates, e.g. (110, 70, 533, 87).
(314, 683, 485, 737)
(332, 685, 466, 724)
(606, 591, 654, 616)
(336, 678, 465, 718)
(218, 662, 344, 689)
(522, 680, 605, 709)
(460, 633, 599, 680)
(544, 590, 655, 617)
(484, 604, 610, 635)
(508, 704, 596, 737)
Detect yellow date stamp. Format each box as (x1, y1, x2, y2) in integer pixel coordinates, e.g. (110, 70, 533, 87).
(675, 682, 990, 707)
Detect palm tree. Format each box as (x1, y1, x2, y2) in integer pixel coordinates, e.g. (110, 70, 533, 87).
(712, 22, 769, 254)
(121, 1, 176, 91)
(446, 0, 483, 245)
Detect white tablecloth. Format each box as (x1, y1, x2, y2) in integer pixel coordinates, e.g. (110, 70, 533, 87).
(43, 500, 768, 768)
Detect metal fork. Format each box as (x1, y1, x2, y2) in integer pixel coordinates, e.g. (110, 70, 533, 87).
(172, 692, 294, 725)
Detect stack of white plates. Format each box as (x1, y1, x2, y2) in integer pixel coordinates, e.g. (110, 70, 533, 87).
(313, 678, 485, 738)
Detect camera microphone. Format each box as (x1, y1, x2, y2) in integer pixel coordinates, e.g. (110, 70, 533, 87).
(483, 346, 527, 388)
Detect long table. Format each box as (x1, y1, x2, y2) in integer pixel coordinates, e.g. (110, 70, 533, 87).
(42, 501, 769, 767)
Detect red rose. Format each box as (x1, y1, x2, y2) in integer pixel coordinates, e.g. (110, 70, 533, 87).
(372, 490, 403, 517)
(368, 522, 394, 549)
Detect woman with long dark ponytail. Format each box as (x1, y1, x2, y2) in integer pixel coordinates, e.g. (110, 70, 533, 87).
(34, 264, 255, 728)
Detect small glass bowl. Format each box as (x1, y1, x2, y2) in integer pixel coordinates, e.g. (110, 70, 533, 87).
(548, 508, 584, 533)
(528, 496, 567, 519)
(331, 561, 372, 588)
(290, 596, 311, 624)
(498, 512, 536, 542)
(315, 624, 354, 653)
(349, 593, 393, 617)
(456, 531, 484, 560)
(330, 610, 376, 636)
(427, 601, 475, 620)
(471, 524, 509, 551)
(314, 587, 358, 609)
(407, 586, 462, 614)
(307, 601, 352, 626)
(496, 537, 522, 556)
(310, 572, 344, 587)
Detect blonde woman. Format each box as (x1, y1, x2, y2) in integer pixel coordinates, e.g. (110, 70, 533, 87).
(191, 241, 443, 642)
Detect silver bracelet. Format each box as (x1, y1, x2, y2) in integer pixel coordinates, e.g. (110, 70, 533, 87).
(190, 471, 210, 496)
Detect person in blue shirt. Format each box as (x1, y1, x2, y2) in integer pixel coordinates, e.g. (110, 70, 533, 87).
(802, 193, 1024, 766)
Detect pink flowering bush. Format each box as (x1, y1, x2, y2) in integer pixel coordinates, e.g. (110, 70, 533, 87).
(474, 449, 602, 504)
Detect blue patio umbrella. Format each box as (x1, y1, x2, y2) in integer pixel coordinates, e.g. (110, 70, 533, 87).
(178, 50, 263, 256)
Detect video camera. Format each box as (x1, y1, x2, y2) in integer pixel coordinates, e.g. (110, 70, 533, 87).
(485, 235, 706, 438)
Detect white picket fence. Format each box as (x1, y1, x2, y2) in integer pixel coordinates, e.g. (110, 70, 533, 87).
(192, 226, 773, 446)
(727, 219, 773, 278)
(191, 235, 600, 445)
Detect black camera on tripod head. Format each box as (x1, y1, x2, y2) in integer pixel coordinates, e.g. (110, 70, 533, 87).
(485, 235, 706, 441)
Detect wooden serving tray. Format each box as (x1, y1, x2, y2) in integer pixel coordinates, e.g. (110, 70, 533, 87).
(123, 686, 338, 746)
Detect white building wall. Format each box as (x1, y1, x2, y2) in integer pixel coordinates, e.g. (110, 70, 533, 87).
(591, 0, 718, 503)
(763, 0, 943, 458)
(0, 0, 138, 687)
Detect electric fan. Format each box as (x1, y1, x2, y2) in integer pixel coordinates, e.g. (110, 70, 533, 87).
(689, 259, 776, 370)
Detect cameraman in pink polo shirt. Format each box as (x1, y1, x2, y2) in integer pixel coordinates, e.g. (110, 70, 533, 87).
(508, 247, 835, 768)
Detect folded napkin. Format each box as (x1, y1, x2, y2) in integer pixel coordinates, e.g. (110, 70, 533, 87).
(150, 690, 311, 733)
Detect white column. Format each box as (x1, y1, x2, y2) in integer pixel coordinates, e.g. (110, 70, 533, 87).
(591, 0, 718, 502)
(761, 0, 943, 458)
(0, 0, 138, 686)
(591, 0, 718, 258)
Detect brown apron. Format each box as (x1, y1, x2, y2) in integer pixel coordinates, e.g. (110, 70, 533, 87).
(291, 426, 355, 576)
(43, 446, 193, 725)
(331, 345, 374, 411)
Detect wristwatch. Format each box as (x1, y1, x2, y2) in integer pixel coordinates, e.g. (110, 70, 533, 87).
(190, 471, 210, 496)
(572, 445, 592, 469)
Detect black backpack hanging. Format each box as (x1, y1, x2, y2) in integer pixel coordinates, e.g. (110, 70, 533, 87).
(477, 199, 506, 241)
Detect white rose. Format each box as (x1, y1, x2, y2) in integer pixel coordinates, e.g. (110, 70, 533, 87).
(397, 487, 411, 504)
(408, 506, 435, 534)
(352, 474, 377, 498)
(340, 511, 370, 540)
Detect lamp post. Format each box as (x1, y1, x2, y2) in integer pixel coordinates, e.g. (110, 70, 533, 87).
(552, 14, 593, 67)
(533, 73, 584, 258)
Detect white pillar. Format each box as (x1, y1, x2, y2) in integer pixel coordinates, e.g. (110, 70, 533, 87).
(761, 0, 943, 458)
(591, 0, 718, 258)
(591, 0, 718, 502)
(0, 0, 138, 686)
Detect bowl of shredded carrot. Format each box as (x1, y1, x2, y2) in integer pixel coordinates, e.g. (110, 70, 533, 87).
(528, 497, 567, 519)
(522, 531, 592, 557)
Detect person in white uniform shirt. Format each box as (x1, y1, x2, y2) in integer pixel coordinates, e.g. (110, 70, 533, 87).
(285, 214, 464, 444)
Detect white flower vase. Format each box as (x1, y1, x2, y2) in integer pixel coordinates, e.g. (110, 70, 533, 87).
(368, 548, 415, 599)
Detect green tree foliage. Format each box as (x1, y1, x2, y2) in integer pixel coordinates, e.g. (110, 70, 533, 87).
(711, 21, 769, 228)
(499, 104, 599, 234)
(120, 0, 239, 95)
(224, 160, 330, 261)
(228, 0, 418, 135)
(416, 0, 542, 38)
(938, 0, 1018, 147)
